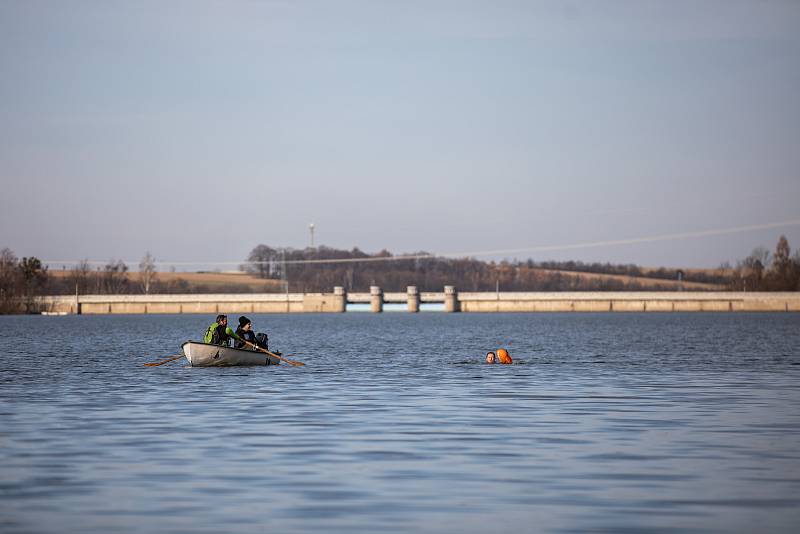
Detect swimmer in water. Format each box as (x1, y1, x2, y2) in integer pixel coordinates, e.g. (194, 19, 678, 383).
(485, 351, 496, 364)
(496, 348, 513, 364)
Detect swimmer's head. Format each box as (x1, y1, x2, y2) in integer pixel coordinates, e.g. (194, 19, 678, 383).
(485, 351, 496, 364)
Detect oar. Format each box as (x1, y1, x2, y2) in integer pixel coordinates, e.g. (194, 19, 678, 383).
(244, 341, 305, 366)
(144, 354, 185, 367)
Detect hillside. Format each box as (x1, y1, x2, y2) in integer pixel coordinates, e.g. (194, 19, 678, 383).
(48, 270, 286, 294)
(44, 265, 727, 294)
(532, 267, 725, 291)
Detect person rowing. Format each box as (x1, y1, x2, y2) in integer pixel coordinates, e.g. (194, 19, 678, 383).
(203, 314, 244, 347)
(234, 316, 282, 355)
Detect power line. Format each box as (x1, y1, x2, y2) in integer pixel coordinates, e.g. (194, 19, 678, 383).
(43, 218, 800, 267)
(446, 219, 800, 258)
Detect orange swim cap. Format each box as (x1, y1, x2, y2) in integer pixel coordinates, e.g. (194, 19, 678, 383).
(496, 348, 512, 364)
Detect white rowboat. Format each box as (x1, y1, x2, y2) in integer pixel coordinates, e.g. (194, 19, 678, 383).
(181, 341, 280, 367)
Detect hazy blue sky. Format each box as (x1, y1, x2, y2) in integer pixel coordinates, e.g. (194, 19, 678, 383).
(1, 0, 798, 269)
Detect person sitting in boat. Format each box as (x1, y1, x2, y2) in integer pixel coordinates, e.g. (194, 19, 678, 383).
(203, 314, 243, 347)
(234, 316, 281, 355)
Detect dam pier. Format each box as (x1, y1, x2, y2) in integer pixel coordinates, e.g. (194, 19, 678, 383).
(39, 287, 800, 314)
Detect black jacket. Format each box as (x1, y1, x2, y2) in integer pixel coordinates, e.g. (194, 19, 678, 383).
(234, 328, 258, 349)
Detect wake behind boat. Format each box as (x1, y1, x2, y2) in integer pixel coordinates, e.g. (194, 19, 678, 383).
(181, 341, 281, 367)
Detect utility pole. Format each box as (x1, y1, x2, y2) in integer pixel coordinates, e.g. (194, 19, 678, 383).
(280, 248, 288, 294)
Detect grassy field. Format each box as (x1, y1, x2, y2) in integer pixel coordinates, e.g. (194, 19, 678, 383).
(49, 270, 287, 292)
(49, 268, 728, 292)
(536, 267, 726, 290)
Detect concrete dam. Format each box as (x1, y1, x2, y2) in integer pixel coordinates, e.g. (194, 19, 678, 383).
(39, 287, 800, 314)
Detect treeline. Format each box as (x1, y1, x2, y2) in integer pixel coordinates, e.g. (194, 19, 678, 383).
(0, 249, 49, 313)
(0, 251, 211, 312)
(44, 258, 195, 295)
(535, 260, 730, 285)
(244, 236, 799, 293)
(243, 245, 710, 293)
(2, 237, 797, 313)
(33, 254, 181, 295)
(39, 258, 258, 295)
(728, 235, 800, 291)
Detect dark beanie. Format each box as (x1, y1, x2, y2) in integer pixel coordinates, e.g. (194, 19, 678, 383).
(238, 316, 251, 327)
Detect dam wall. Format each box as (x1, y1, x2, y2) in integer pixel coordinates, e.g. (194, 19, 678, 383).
(40, 293, 304, 315)
(455, 291, 800, 312)
(37, 289, 800, 314)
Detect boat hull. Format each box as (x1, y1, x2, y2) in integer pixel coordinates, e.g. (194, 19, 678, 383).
(181, 341, 279, 367)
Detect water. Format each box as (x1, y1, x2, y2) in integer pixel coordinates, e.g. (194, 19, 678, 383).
(1, 312, 799, 533)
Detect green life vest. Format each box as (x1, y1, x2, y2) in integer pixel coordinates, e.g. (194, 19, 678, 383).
(204, 322, 239, 346)
(204, 322, 224, 345)
(203, 322, 217, 344)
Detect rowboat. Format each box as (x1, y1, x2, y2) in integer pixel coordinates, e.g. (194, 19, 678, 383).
(181, 341, 280, 367)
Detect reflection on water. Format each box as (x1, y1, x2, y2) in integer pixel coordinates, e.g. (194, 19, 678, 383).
(1, 313, 799, 533)
(346, 302, 444, 312)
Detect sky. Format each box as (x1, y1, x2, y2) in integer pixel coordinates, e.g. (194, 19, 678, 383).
(1, 0, 799, 269)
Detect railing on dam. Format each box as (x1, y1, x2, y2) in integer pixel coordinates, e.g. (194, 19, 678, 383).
(36, 286, 800, 314)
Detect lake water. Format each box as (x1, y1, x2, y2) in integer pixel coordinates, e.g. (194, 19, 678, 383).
(1, 312, 799, 533)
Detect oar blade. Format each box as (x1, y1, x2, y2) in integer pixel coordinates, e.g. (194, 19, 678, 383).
(245, 341, 306, 367)
(143, 354, 184, 367)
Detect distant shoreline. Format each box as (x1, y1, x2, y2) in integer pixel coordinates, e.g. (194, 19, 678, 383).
(44, 267, 725, 295)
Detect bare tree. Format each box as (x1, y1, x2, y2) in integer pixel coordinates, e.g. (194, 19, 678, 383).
(750, 247, 771, 269)
(245, 245, 278, 278)
(139, 252, 157, 294)
(19, 257, 47, 288)
(0, 248, 18, 291)
(0, 248, 20, 312)
(774, 236, 790, 265)
(794, 251, 800, 291)
(103, 259, 129, 294)
(770, 235, 791, 288)
(734, 247, 771, 291)
(68, 259, 93, 294)
(18, 257, 48, 312)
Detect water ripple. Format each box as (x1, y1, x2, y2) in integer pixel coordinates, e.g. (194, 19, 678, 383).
(1, 312, 799, 533)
